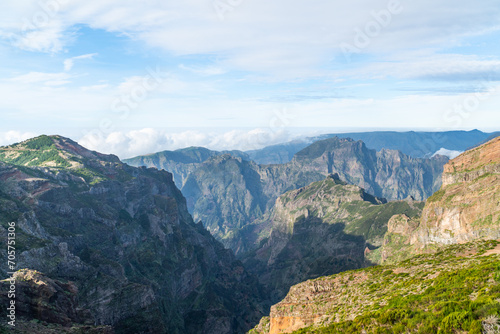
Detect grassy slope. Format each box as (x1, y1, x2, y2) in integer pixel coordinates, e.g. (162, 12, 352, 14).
(290, 240, 500, 334)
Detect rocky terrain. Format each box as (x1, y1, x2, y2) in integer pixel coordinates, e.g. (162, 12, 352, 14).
(128, 137, 448, 252)
(250, 135, 500, 334)
(414, 135, 500, 247)
(246, 129, 493, 164)
(242, 174, 424, 302)
(376, 136, 500, 263)
(0, 135, 264, 334)
(250, 240, 500, 334)
(123, 146, 250, 188)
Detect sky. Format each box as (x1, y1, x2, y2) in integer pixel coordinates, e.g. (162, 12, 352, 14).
(0, 0, 500, 158)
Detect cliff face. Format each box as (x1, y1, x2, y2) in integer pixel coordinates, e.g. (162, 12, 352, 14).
(412, 136, 500, 248)
(127, 137, 446, 253)
(242, 174, 424, 302)
(0, 135, 263, 334)
(250, 240, 500, 334)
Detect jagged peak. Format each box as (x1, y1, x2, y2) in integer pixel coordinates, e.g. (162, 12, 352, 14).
(293, 136, 364, 161)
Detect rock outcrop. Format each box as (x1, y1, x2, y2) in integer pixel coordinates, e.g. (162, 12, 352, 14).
(412, 136, 500, 248)
(242, 174, 424, 302)
(0, 135, 264, 334)
(251, 240, 500, 334)
(128, 137, 447, 253)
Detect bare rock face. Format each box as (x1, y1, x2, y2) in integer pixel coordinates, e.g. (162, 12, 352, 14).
(243, 174, 424, 303)
(413, 136, 500, 248)
(0, 135, 264, 334)
(126, 137, 447, 254)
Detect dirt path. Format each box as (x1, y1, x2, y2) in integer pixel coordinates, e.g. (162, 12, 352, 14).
(481, 240, 500, 257)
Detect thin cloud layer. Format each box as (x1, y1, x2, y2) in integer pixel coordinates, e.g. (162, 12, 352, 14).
(0, 1, 499, 143)
(79, 128, 299, 159)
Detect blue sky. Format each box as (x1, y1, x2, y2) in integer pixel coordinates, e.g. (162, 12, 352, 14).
(1, 0, 500, 157)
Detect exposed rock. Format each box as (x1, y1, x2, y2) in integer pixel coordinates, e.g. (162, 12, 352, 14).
(251, 240, 500, 334)
(413, 136, 500, 248)
(242, 175, 424, 302)
(129, 137, 446, 253)
(0, 135, 264, 334)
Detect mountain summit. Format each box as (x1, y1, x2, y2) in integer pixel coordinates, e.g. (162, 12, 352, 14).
(0, 135, 264, 334)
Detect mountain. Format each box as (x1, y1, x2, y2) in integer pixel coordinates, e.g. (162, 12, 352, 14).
(250, 134, 500, 334)
(376, 135, 500, 263)
(123, 146, 249, 188)
(246, 140, 313, 165)
(127, 137, 447, 253)
(0, 135, 264, 334)
(246, 130, 492, 165)
(414, 135, 500, 248)
(241, 174, 425, 302)
(250, 239, 500, 334)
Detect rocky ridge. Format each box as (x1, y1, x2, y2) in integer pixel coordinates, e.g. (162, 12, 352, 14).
(242, 174, 424, 302)
(250, 240, 500, 334)
(376, 136, 500, 264)
(0, 135, 264, 334)
(129, 137, 446, 252)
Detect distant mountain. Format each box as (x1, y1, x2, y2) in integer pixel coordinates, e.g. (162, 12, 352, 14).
(246, 130, 493, 165)
(123, 146, 249, 187)
(128, 137, 447, 253)
(250, 135, 500, 334)
(250, 239, 500, 334)
(242, 174, 424, 302)
(371, 135, 500, 264)
(245, 140, 312, 165)
(0, 135, 264, 334)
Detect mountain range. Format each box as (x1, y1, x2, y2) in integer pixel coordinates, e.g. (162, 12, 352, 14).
(0, 132, 498, 334)
(0, 135, 265, 334)
(250, 134, 500, 333)
(126, 136, 448, 253)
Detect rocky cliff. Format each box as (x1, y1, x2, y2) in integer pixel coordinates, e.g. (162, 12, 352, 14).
(123, 146, 249, 188)
(0, 135, 264, 334)
(369, 136, 500, 265)
(128, 137, 446, 253)
(412, 136, 500, 248)
(250, 240, 500, 334)
(242, 174, 424, 302)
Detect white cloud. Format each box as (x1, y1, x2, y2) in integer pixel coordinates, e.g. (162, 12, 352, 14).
(64, 53, 98, 71)
(354, 53, 500, 82)
(432, 148, 463, 159)
(10, 71, 74, 86)
(78, 127, 299, 159)
(0, 131, 37, 146)
(1, 1, 500, 77)
(179, 64, 226, 76)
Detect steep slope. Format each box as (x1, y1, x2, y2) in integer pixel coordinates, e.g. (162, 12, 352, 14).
(181, 154, 267, 246)
(376, 136, 500, 264)
(282, 137, 447, 201)
(414, 135, 500, 248)
(242, 174, 424, 302)
(246, 140, 312, 165)
(0, 135, 264, 334)
(246, 130, 491, 164)
(123, 147, 249, 188)
(128, 137, 446, 253)
(250, 240, 500, 334)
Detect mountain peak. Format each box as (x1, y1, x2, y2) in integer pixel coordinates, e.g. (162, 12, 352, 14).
(444, 135, 500, 175)
(0, 135, 120, 168)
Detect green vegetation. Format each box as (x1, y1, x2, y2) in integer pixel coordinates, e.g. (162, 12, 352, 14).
(72, 168, 106, 185)
(0, 135, 71, 168)
(291, 240, 500, 334)
(427, 188, 446, 203)
(24, 135, 55, 150)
